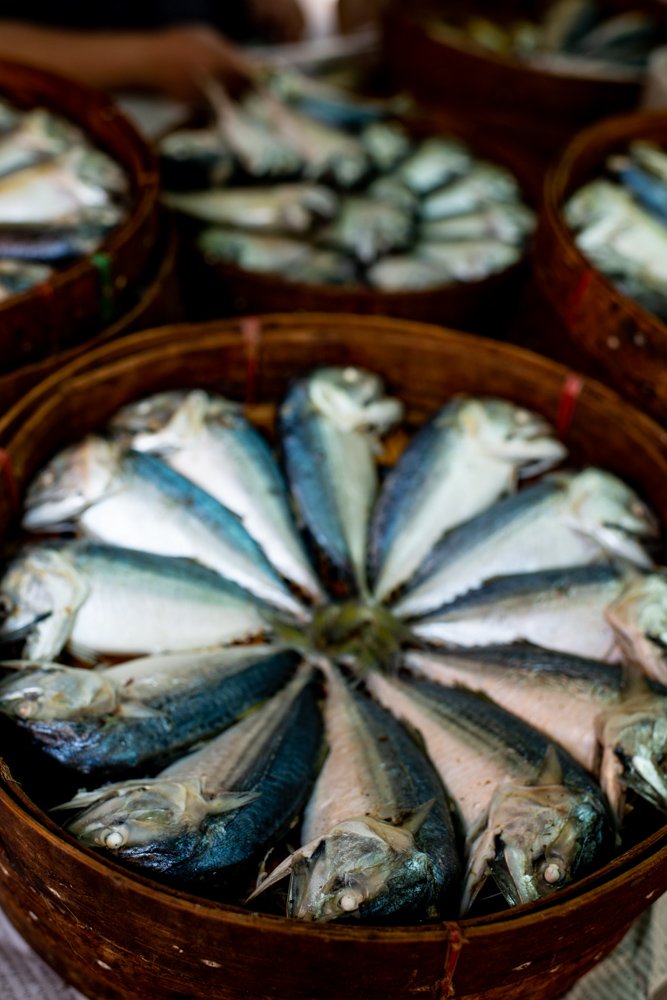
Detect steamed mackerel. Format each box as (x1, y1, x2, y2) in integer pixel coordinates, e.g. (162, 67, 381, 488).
(395, 470, 656, 618)
(406, 645, 667, 819)
(251, 661, 460, 922)
(413, 565, 626, 659)
(367, 671, 613, 910)
(606, 573, 667, 685)
(61, 668, 324, 881)
(281, 368, 402, 593)
(110, 392, 323, 602)
(0, 646, 299, 775)
(369, 397, 566, 602)
(25, 445, 306, 620)
(0, 542, 270, 660)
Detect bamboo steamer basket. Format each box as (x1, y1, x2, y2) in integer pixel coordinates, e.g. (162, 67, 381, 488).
(182, 119, 539, 335)
(1, 315, 667, 1000)
(0, 60, 160, 372)
(382, 2, 646, 161)
(0, 220, 181, 412)
(532, 110, 667, 424)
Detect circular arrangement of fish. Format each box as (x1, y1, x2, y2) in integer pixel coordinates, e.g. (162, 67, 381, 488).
(1, 367, 666, 924)
(160, 73, 535, 292)
(0, 97, 129, 304)
(565, 139, 667, 323)
(425, 1, 667, 80)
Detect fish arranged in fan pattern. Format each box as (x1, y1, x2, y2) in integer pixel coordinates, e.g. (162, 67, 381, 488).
(1, 366, 665, 924)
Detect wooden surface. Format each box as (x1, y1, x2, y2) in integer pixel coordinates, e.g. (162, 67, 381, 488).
(0, 60, 160, 374)
(0, 315, 666, 999)
(532, 110, 667, 425)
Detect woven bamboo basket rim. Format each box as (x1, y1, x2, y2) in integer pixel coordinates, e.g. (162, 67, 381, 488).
(0, 59, 159, 328)
(541, 109, 667, 342)
(1, 314, 666, 943)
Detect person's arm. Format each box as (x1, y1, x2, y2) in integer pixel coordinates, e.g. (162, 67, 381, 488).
(0, 22, 253, 98)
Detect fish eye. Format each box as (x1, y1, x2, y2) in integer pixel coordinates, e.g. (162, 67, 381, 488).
(98, 826, 127, 850)
(336, 889, 362, 913)
(542, 863, 564, 886)
(15, 698, 40, 719)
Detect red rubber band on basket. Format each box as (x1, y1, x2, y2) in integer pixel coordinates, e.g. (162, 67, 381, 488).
(439, 922, 465, 999)
(565, 268, 593, 328)
(0, 449, 19, 515)
(556, 373, 584, 439)
(241, 316, 262, 405)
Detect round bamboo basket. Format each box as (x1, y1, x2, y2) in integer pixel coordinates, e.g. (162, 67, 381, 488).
(532, 110, 667, 424)
(0, 60, 160, 372)
(181, 118, 539, 335)
(382, 2, 647, 160)
(1, 315, 666, 1000)
(0, 220, 181, 412)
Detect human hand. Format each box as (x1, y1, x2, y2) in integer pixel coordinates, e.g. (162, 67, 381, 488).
(141, 25, 255, 100)
(248, 0, 306, 43)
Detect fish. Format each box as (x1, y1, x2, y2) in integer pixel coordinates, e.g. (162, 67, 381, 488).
(109, 392, 323, 602)
(366, 175, 419, 215)
(412, 565, 627, 661)
(267, 69, 394, 128)
(244, 92, 370, 189)
(0, 542, 271, 661)
(394, 469, 657, 618)
(571, 12, 656, 67)
(417, 239, 521, 282)
(0, 108, 83, 180)
(0, 645, 299, 775)
(0, 148, 124, 226)
(405, 644, 667, 820)
(369, 397, 567, 602)
(609, 152, 667, 224)
(250, 661, 460, 922)
(606, 573, 667, 685)
(281, 367, 403, 592)
(207, 80, 303, 179)
(420, 164, 521, 222)
(197, 229, 312, 273)
(420, 202, 535, 245)
(159, 128, 234, 188)
(367, 670, 613, 911)
(289, 249, 357, 286)
(541, 0, 600, 53)
(0, 258, 52, 299)
(566, 180, 667, 290)
(318, 196, 413, 264)
(25, 445, 307, 620)
(164, 183, 338, 233)
(0, 224, 104, 264)
(398, 138, 472, 196)
(59, 667, 324, 881)
(631, 142, 667, 185)
(360, 122, 413, 173)
(366, 255, 450, 291)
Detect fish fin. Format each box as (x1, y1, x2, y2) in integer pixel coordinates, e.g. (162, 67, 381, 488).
(535, 745, 564, 787)
(598, 740, 626, 827)
(247, 836, 322, 902)
(400, 799, 435, 835)
(461, 823, 496, 914)
(52, 780, 146, 812)
(207, 790, 259, 815)
(115, 702, 166, 720)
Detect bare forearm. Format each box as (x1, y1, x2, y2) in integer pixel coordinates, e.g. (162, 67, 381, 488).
(0, 22, 153, 90)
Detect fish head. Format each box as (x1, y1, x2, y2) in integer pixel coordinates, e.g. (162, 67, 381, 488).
(22, 436, 120, 530)
(457, 399, 566, 477)
(0, 663, 119, 721)
(74, 148, 128, 197)
(110, 390, 229, 453)
(464, 778, 606, 910)
(564, 469, 658, 567)
(63, 778, 254, 855)
(606, 575, 667, 685)
(275, 816, 438, 923)
(308, 368, 404, 435)
(599, 690, 667, 819)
